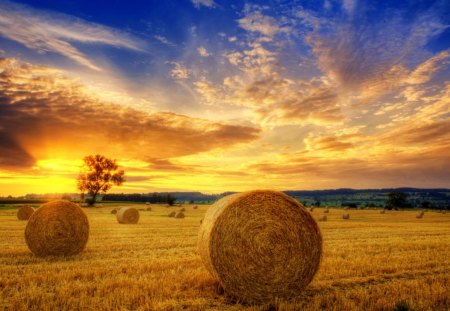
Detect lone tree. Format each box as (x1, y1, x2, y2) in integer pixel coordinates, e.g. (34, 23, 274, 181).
(77, 155, 125, 206)
(386, 191, 407, 210)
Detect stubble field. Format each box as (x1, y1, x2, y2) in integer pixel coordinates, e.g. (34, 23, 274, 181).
(0, 203, 449, 311)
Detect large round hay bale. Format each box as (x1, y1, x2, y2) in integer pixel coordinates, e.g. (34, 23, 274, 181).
(179, 207, 186, 212)
(116, 207, 139, 224)
(175, 211, 185, 218)
(318, 215, 327, 221)
(342, 213, 350, 220)
(168, 211, 176, 217)
(17, 206, 35, 220)
(198, 190, 322, 304)
(24, 201, 89, 257)
(146, 206, 152, 211)
(111, 209, 117, 214)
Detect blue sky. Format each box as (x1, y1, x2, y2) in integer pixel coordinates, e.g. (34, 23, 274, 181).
(0, 0, 449, 194)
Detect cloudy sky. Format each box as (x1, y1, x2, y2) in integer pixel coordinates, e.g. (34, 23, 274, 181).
(0, 0, 449, 195)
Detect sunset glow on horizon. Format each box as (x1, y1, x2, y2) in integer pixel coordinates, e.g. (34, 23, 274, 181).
(0, 0, 449, 196)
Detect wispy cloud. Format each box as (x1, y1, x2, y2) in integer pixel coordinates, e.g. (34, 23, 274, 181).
(197, 46, 210, 57)
(303, 5, 449, 98)
(238, 8, 289, 41)
(168, 61, 190, 80)
(154, 35, 176, 47)
(0, 1, 145, 71)
(191, 0, 216, 9)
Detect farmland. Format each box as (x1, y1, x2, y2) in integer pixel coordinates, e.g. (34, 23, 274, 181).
(1, 203, 450, 310)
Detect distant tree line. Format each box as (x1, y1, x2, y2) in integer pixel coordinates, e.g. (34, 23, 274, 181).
(102, 193, 177, 205)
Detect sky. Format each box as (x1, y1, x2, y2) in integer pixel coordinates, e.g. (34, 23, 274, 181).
(0, 0, 449, 196)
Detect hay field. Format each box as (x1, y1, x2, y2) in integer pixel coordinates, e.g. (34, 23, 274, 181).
(1, 204, 449, 310)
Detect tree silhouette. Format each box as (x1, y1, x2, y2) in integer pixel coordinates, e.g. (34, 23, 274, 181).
(386, 191, 407, 210)
(77, 155, 125, 206)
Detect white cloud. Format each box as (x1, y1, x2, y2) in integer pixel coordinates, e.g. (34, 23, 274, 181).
(191, 0, 216, 8)
(0, 1, 144, 71)
(197, 46, 211, 57)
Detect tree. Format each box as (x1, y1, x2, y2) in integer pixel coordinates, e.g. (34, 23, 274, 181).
(77, 155, 125, 206)
(421, 201, 431, 209)
(386, 191, 407, 210)
(166, 193, 176, 206)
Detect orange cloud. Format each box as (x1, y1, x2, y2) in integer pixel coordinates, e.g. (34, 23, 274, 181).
(0, 58, 260, 170)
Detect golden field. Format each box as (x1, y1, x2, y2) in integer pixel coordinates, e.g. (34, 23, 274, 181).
(0, 204, 450, 311)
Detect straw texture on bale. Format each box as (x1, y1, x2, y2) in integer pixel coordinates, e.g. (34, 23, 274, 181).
(318, 215, 327, 221)
(24, 201, 89, 257)
(116, 207, 140, 224)
(197, 190, 322, 304)
(111, 209, 117, 214)
(17, 206, 35, 220)
(175, 211, 185, 218)
(168, 211, 176, 217)
(342, 213, 350, 220)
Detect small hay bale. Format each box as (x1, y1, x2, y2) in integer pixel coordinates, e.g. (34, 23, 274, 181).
(24, 201, 89, 257)
(416, 213, 424, 219)
(198, 190, 322, 304)
(193, 205, 198, 209)
(342, 213, 350, 220)
(116, 207, 140, 224)
(318, 215, 327, 221)
(111, 209, 117, 214)
(145, 202, 150, 205)
(146, 206, 152, 211)
(324, 208, 329, 213)
(168, 211, 176, 217)
(380, 210, 386, 214)
(179, 207, 186, 212)
(17, 206, 35, 220)
(175, 211, 185, 219)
